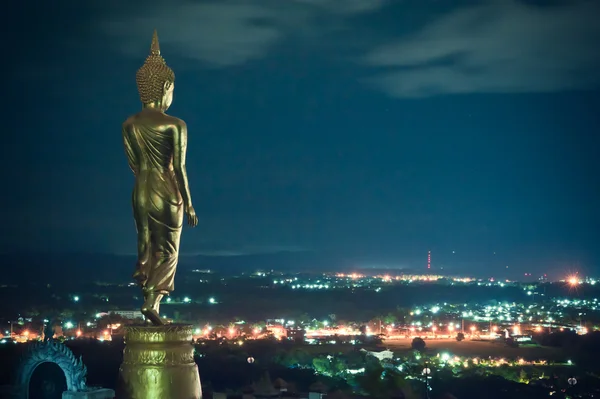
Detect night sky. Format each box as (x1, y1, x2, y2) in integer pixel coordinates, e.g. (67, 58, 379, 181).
(5, 0, 600, 275)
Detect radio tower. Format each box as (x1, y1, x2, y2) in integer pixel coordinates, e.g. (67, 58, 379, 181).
(427, 251, 431, 271)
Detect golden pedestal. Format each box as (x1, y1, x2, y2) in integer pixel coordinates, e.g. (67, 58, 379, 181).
(117, 324, 202, 399)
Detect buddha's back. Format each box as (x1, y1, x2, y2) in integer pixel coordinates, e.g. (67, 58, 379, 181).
(123, 109, 184, 221)
(123, 109, 182, 173)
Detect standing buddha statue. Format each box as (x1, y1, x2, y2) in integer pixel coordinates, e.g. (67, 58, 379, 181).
(122, 29, 198, 325)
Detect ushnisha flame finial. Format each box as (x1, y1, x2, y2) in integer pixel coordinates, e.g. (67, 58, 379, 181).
(150, 29, 160, 56)
(135, 29, 175, 104)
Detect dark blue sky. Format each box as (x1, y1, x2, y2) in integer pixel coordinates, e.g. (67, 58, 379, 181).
(5, 0, 600, 276)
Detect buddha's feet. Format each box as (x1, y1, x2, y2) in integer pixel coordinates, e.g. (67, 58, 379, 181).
(141, 307, 164, 325)
(141, 291, 164, 326)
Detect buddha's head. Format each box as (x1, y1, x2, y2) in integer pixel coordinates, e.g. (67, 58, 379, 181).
(136, 30, 175, 111)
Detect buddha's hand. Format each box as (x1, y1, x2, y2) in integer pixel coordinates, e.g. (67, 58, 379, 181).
(186, 205, 199, 227)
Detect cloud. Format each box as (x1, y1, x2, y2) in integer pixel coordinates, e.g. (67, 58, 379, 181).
(100, 0, 385, 67)
(363, 0, 600, 97)
(181, 245, 310, 257)
(294, 0, 388, 14)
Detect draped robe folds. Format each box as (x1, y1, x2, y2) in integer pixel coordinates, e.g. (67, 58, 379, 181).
(122, 118, 183, 294)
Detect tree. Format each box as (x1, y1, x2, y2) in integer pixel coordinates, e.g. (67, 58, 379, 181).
(330, 357, 348, 377)
(383, 313, 398, 325)
(276, 347, 311, 368)
(296, 313, 311, 326)
(311, 355, 347, 378)
(43, 320, 56, 341)
(312, 356, 333, 376)
(518, 369, 529, 384)
(411, 337, 426, 352)
(344, 350, 367, 369)
(355, 363, 385, 397)
(456, 333, 465, 342)
(26, 307, 41, 318)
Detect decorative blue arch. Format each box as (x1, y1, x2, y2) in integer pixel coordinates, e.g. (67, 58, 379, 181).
(16, 341, 87, 399)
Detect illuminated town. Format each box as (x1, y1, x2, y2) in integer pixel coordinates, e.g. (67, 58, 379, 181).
(2, 268, 599, 398)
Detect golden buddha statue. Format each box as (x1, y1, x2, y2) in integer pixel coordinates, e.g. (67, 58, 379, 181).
(122, 29, 198, 325)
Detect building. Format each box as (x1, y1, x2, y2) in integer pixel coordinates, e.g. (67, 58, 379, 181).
(286, 327, 305, 341)
(109, 310, 144, 320)
(252, 371, 280, 398)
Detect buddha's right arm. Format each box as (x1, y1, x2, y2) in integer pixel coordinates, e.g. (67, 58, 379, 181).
(122, 126, 139, 175)
(173, 122, 193, 208)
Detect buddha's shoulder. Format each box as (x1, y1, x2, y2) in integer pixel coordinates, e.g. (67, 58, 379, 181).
(165, 115, 187, 129)
(123, 111, 186, 130)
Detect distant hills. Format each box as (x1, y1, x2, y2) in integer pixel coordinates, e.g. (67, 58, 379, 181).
(0, 251, 362, 284)
(2, 251, 478, 285)
(2, 252, 137, 284)
(179, 250, 344, 273)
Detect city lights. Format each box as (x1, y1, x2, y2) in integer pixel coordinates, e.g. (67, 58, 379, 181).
(3, 266, 598, 397)
(568, 276, 580, 285)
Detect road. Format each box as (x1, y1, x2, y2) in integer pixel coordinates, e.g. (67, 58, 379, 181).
(383, 338, 565, 360)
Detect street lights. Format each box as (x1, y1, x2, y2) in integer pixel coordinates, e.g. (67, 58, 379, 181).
(422, 363, 432, 399)
(567, 377, 577, 394)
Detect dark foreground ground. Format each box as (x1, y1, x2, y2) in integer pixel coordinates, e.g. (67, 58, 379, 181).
(0, 337, 597, 399)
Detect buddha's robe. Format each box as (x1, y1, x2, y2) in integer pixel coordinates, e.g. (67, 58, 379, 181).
(122, 111, 183, 294)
